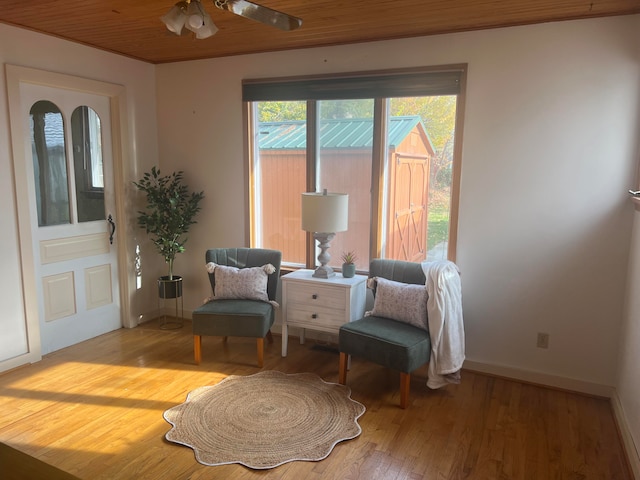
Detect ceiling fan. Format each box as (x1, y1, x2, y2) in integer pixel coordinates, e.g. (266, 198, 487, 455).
(161, 0, 302, 39)
(215, 0, 302, 31)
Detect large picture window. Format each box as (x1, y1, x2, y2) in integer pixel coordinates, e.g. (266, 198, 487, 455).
(244, 66, 466, 272)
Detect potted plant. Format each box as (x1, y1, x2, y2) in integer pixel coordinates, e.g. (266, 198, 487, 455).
(134, 166, 205, 299)
(341, 250, 357, 278)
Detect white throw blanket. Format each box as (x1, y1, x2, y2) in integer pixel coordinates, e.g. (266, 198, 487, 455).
(421, 260, 465, 389)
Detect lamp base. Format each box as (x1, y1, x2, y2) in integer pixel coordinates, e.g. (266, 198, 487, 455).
(312, 232, 336, 279)
(312, 265, 336, 278)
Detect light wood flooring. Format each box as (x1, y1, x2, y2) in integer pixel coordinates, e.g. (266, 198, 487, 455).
(0, 319, 632, 480)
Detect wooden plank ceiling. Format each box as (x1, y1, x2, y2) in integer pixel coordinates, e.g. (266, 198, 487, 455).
(0, 0, 639, 64)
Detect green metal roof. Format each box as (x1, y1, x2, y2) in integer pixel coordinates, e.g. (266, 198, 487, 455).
(258, 115, 429, 150)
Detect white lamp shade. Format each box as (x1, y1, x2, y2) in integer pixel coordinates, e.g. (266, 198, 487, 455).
(195, 14, 218, 39)
(185, 0, 205, 32)
(302, 192, 349, 233)
(161, 2, 188, 34)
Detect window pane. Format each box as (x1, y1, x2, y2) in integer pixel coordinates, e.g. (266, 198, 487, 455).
(385, 96, 457, 262)
(30, 100, 70, 227)
(88, 108, 104, 189)
(71, 106, 105, 222)
(317, 99, 374, 271)
(255, 101, 307, 266)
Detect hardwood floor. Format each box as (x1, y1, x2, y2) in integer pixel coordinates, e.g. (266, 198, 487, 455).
(0, 319, 632, 480)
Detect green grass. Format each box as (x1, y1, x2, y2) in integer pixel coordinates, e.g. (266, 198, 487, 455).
(427, 205, 450, 251)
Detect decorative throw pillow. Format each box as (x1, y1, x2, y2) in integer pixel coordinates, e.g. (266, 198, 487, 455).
(367, 277, 428, 330)
(206, 262, 275, 303)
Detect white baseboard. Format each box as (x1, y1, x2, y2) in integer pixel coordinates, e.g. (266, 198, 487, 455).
(155, 313, 613, 397)
(611, 391, 640, 479)
(462, 360, 614, 398)
(140, 313, 614, 398)
(136, 308, 165, 325)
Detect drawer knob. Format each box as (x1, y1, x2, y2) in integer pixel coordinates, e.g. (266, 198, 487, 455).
(311, 314, 317, 319)
(312, 294, 318, 299)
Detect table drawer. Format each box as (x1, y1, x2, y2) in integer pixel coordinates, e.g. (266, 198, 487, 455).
(286, 303, 346, 329)
(286, 283, 346, 310)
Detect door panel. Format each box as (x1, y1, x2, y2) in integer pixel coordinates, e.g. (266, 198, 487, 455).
(40, 232, 110, 264)
(85, 264, 113, 310)
(42, 272, 76, 322)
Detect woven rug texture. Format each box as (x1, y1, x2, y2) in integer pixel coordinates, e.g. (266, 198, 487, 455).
(163, 370, 365, 469)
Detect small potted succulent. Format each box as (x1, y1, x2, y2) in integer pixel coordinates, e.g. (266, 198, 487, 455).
(341, 250, 357, 278)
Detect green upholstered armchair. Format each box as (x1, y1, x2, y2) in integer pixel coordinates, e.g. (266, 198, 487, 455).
(192, 248, 281, 368)
(338, 259, 430, 408)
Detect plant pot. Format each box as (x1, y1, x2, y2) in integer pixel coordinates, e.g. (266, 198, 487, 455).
(158, 275, 183, 299)
(342, 263, 356, 278)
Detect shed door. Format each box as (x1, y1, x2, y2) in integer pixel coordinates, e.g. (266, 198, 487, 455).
(386, 153, 429, 262)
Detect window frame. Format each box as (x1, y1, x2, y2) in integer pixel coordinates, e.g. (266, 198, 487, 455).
(244, 65, 467, 270)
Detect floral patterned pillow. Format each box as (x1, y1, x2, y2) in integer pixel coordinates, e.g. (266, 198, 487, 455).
(367, 277, 428, 330)
(206, 262, 275, 303)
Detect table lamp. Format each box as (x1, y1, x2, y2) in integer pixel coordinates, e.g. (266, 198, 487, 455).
(301, 189, 349, 278)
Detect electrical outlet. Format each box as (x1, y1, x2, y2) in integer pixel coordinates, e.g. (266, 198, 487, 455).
(537, 332, 549, 349)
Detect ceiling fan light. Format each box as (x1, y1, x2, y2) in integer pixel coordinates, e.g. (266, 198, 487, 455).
(161, 1, 188, 35)
(185, 0, 206, 32)
(187, 16, 204, 30)
(196, 15, 218, 39)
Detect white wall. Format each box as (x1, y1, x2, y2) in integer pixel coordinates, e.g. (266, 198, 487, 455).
(0, 23, 159, 365)
(156, 15, 640, 393)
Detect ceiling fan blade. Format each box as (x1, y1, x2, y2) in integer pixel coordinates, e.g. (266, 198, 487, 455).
(215, 0, 302, 31)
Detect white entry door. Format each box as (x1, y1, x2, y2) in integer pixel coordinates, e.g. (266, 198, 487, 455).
(17, 82, 121, 355)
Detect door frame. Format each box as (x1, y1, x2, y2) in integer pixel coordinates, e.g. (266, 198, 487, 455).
(5, 64, 132, 368)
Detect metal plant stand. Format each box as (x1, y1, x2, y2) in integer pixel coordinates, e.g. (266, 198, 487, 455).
(158, 276, 184, 330)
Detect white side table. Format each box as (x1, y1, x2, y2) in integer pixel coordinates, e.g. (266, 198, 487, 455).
(281, 269, 367, 357)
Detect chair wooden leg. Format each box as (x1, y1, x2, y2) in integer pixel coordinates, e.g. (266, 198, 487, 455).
(266, 330, 274, 344)
(400, 372, 411, 409)
(257, 338, 264, 368)
(222, 336, 228, 343)
(338, 352, 348, 385)
(194, 335, 202, 365)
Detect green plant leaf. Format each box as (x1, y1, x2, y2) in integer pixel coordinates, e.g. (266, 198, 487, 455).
(133, 166, 204, 277)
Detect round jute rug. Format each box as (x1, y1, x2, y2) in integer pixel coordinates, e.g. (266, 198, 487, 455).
(163, 370, 365, 469)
